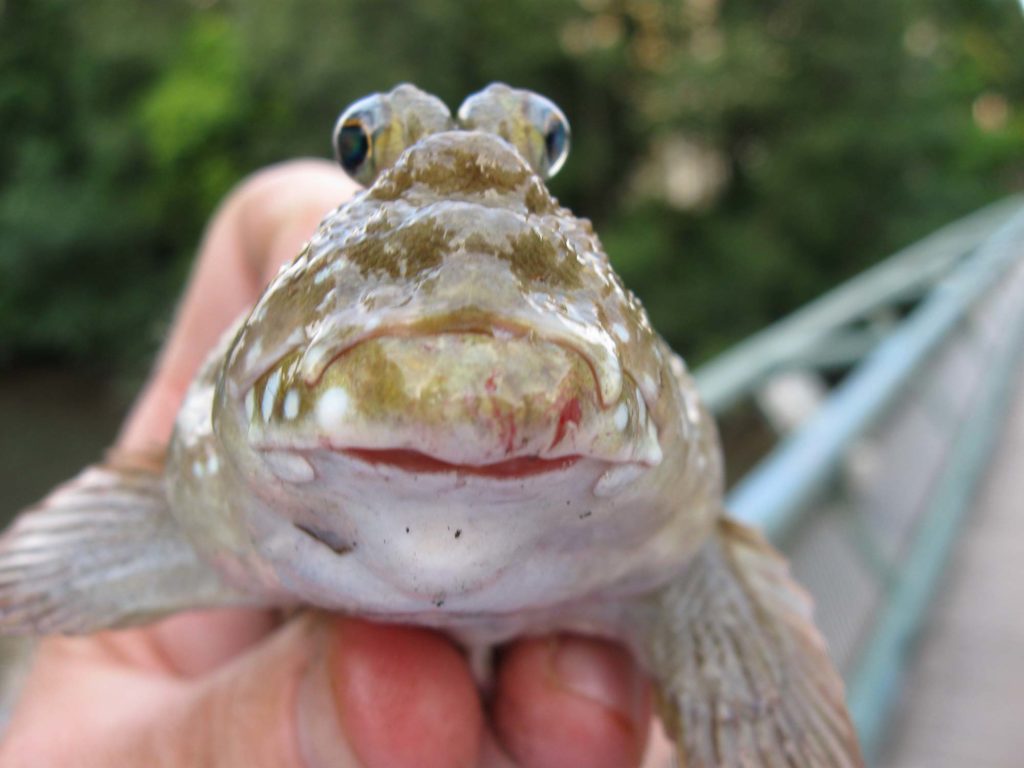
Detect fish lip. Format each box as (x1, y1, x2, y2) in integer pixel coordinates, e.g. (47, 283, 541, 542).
(337, 448, 583, 477)
(254, 442, 594, 478)
(254, 442, 639, 477)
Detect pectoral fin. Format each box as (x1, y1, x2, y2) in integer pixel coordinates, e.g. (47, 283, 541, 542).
(0, 460, 252, 635)
(641, 519, 863, 767)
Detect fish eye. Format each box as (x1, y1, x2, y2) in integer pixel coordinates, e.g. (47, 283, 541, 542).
(540, 108, 570, 178)
(332, 85, 453, 186)
(334, 113, 373, 179)
(457, 84, 571, 180)
(332, 96, 386, 185)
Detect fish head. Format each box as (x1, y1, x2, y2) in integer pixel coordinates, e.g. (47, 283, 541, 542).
(211, 84, 722, 615)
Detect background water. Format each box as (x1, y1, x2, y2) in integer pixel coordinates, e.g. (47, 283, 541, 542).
(0, 369, 128, 524)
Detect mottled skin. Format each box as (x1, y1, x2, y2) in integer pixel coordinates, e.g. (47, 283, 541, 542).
(0, 85, 863, 766)
(169, 124, 721, 642)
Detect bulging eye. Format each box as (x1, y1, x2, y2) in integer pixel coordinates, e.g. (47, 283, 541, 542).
(457, 84, 571, 179)
(332, 84, 453, 186)
(540, 108, 570, 178)
(335, 113, 373, 178)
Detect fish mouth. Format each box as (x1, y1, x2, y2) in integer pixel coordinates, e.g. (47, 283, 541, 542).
(341, 448, 581, 477)
(244, 326, 661, 469)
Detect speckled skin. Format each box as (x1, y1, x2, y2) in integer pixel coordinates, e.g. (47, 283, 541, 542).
(166, 114, 722, 645)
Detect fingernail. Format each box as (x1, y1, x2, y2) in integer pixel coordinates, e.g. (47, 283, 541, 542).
(551, 636, 650, 724)
(296, 619, 362, 768)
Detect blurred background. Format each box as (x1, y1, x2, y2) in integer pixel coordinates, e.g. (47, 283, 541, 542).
(2, 1, 1024, 762)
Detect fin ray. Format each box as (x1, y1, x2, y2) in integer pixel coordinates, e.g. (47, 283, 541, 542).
(641, 518, 863, 767)
(0, 462, 252, 635)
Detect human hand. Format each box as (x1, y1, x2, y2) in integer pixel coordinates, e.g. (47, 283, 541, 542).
(0, 160, 669, 767)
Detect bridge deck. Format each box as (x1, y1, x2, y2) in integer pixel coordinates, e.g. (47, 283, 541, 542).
(879, 363, 1024, 766)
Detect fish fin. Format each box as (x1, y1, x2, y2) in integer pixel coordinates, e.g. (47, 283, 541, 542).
(0, 461, 250, 635)
(642, 518, 864, 767)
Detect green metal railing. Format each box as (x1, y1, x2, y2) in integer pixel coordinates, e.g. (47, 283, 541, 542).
(697, 196, 1024, 413)
(694, 196, 1024, 763)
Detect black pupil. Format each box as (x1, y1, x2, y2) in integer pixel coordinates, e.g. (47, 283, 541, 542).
(338, 122, 370, 170)
(545, 121, 566, 163)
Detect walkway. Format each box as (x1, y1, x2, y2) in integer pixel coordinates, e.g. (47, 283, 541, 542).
(879, 364, 1024, 766)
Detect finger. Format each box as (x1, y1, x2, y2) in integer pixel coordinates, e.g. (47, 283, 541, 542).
(641, 719, 677, 768)
(479, 730, 521, 767)
(6, 616, 483, 768)
(243, 160, 361, 283)
(176, 616, 482, 768)
(492, 635, 651, 768)
(0, 635, 184, 766)
(325, 618, 482, 768)
(149, 607, 280, 677)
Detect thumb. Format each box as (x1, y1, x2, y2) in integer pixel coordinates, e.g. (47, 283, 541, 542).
(172, 615, 483, 768)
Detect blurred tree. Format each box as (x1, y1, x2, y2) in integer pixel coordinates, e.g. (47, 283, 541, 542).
(591, 0, 1024, 357)
(0, 0, 195, 367)
(0, 0, 1021, 371)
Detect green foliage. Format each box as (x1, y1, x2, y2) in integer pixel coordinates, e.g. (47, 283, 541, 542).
(139, 18, 245, 166)
(0, 0, 1022, 369)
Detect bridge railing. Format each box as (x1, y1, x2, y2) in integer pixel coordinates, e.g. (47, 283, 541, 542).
(694, 195, 1024, 763)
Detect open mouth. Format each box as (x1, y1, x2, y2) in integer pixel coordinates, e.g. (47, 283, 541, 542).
(342, 448, 581, 477)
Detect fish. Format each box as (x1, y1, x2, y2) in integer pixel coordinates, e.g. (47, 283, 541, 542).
(0, 83, 863, 767)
